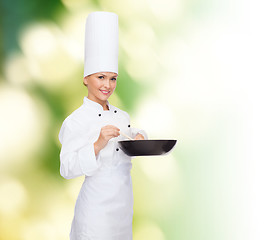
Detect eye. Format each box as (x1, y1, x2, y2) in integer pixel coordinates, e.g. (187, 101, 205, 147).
(98, 76, 104, 79)
(111, 77, 117, 81)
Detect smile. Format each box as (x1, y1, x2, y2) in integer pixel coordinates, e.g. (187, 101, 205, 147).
(100, 90, 110, 95)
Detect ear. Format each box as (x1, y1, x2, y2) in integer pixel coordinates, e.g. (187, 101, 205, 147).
(83, 76, 88, 86)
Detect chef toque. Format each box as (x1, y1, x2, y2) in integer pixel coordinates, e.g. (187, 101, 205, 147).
(84, 11, 119, 77)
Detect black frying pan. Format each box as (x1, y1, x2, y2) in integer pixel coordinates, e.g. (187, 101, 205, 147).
(118, 140, 177, 157)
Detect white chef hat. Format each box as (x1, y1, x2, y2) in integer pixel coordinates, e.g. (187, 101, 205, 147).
(84, 11, 119, 77)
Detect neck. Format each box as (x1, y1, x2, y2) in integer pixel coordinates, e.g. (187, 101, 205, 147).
(87, 96, 109, 110)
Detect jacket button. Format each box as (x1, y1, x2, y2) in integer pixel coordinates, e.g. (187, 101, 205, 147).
(114, 110, 117, 113)
(98, 113, 101, 117)
(116, 148, 119, 151)
(128, 125, 130, 127)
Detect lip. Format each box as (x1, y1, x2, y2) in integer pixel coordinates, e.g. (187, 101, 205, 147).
(100, 90, 110, 95)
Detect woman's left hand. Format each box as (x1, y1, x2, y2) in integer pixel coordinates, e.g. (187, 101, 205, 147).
(134, 133, 145, 140)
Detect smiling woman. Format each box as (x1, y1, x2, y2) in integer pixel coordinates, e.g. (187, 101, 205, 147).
(58, 12, 147, 240)
(83, 72, 118, 110)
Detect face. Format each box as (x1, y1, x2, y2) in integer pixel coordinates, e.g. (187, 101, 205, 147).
(83, 72, 118, 105)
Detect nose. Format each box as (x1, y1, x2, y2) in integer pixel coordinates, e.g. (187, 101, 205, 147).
(103, 79, 110, 89)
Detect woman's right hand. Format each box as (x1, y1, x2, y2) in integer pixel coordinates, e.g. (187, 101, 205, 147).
(94, 125, 120, 156)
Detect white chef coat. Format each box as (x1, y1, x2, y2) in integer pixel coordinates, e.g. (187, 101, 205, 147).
(58, 96, 148, 240)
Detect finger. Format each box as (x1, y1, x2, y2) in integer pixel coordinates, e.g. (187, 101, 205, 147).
(134, 134, 144, 140)
(102, 125, 120, 131)
(102, 129, 120, 137)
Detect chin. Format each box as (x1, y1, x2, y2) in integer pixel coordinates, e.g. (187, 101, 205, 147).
(98, 95, 109, 101)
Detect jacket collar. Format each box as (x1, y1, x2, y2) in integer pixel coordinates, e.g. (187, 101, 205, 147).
(83, 96, 111, 111)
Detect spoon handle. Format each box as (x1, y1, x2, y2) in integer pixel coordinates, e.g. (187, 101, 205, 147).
(120, 131, 134, 140)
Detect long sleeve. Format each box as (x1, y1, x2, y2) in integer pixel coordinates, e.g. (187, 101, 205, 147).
(58, 120, 101, 179)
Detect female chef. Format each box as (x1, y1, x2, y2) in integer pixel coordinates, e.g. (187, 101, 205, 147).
(58, 11, 147, 240)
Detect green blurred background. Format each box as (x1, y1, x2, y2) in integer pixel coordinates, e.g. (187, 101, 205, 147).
(1, 0, 268, 239)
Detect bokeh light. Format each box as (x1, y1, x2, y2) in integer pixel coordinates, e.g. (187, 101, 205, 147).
(1, 0, 268, 239)
(0, 176, 28, 216)
(0, 86, 49, 170)
(133, 220, 166, 240)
